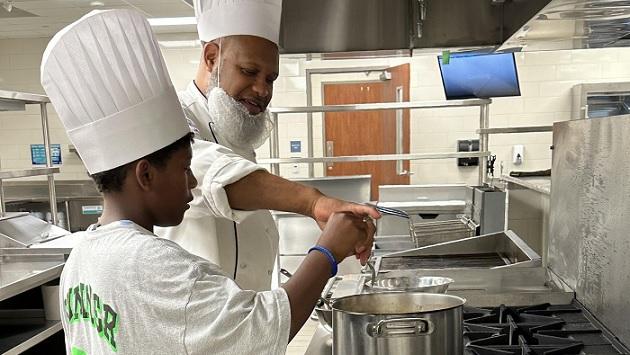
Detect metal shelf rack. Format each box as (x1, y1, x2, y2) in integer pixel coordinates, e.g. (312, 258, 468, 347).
(477, 124, 555, 188)
(0, 90, 58, 225)
(0, 248, 68, 355)
(264, 99, 492, 185)
(1, 320, 62, 355)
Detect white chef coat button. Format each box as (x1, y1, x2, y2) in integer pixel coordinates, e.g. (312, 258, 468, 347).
(240, 263, 247, 269)
(267, 270, 272, 275)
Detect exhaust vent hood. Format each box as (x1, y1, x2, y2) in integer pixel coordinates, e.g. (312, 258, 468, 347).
(499, 0, 630, 52)
(182, 0, 630, 54)
(278, 0, 552, 55)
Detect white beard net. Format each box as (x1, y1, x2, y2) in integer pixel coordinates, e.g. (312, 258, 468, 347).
(206, 69, 274, 150)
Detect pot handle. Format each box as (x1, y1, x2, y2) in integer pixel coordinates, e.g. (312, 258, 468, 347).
(367, 317, 434, 338)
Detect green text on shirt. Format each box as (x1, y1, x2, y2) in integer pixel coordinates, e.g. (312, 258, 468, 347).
(64, 283, 119, 352)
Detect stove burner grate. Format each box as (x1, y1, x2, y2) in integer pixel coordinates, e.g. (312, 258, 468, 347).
(464, 303, 627, 355)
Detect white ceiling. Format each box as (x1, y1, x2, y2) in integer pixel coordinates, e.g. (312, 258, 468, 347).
(0, 0, 195, 39)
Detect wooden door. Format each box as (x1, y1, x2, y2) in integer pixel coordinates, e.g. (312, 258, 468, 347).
(324, 64, 410, 200)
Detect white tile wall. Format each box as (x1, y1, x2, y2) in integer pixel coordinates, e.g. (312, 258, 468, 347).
(268, 47, 630, 184)
(0, 38, 200, 180)
(2, 37, 630, 185)
(518, 65, 559, 82)
(519, 51, 572, 66)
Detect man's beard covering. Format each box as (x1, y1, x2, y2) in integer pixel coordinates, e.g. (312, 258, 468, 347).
(206, 69, 274, 149)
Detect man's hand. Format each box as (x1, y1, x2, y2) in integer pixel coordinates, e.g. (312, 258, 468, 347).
(310, 196, 381, 264)
(223, 171, 378, 263)
(310, 195, 381, 227)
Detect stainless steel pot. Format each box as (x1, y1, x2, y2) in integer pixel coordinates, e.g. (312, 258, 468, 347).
(315, 304, 333, 332)
(331, 292, 465, 355)
(281, 268, 334, 332)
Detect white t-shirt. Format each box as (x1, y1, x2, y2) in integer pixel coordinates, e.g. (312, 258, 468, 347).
(60, 220, 290, 355)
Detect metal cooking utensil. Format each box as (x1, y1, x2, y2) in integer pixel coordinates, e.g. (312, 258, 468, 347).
(279, 268, 293, 279)
(366, 261, 377, 287)
(366, 203, 409, 219)
(280, 268, 332, 307)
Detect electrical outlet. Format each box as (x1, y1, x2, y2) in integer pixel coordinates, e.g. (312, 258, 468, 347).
(291, 163, 300, 175)
(513, 145, 524, 165)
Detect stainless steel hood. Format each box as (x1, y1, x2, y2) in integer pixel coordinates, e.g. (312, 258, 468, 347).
(278, 0, 551, 55)
(181, 0, 630, 54)
(499, 0, 630, 52)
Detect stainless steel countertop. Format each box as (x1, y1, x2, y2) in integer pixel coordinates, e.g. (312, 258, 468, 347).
(322, 230, 555, 305)
(0, 248, 68, 302)
(499, 175, 551, 195)
(0, 168, 60, 180)
(0, 90, 50, 104)
(323, 268, 575, 307)
(378, 200, 467, 212)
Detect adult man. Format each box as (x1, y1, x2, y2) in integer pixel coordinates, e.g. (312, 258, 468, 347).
(44, 9, 375, 354)
(157, 0, 361, 291)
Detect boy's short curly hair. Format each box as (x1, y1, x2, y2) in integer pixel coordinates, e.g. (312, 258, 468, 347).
(90, 132, 194, 193)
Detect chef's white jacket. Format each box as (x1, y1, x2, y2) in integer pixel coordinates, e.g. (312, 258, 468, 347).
(155, 82, 280, 291)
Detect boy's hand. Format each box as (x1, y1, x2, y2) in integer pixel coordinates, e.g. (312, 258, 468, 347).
(316, 212, 376, 265)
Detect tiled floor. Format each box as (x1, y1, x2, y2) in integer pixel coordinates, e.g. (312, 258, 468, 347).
(286, 319, 318, 355)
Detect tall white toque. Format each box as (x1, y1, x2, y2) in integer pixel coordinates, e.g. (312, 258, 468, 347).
(41, 9, 190, 174)
(194, 0, 283, 45)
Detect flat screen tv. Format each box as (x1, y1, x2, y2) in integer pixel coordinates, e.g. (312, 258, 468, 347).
(438, 52, 521, 100)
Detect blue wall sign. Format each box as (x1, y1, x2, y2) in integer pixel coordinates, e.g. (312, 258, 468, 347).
(290, 140, 302, 153)
(31, 144, 61, 165)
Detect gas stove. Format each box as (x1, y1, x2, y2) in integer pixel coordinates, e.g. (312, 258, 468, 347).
(464, 303, 629, 355)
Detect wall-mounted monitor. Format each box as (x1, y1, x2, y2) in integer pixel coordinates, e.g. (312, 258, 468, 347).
(438, 52, 521, 100)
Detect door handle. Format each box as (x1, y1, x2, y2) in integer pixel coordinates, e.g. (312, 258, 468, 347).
(395, 87, 409, 176)
(326, 141, 334, 170)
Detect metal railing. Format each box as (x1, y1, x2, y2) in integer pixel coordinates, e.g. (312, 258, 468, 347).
(0, 90, 58, 225)
(264, 98, 492, 185)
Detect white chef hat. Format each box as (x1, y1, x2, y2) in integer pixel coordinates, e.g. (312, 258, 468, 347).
(41, 9, 190, 175)
(194, 0, 283, 45)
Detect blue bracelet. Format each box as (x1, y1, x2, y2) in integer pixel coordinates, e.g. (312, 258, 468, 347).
(308, 245, 338, 277)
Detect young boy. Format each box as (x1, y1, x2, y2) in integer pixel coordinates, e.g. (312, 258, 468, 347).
(42, 9, 376, 354)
